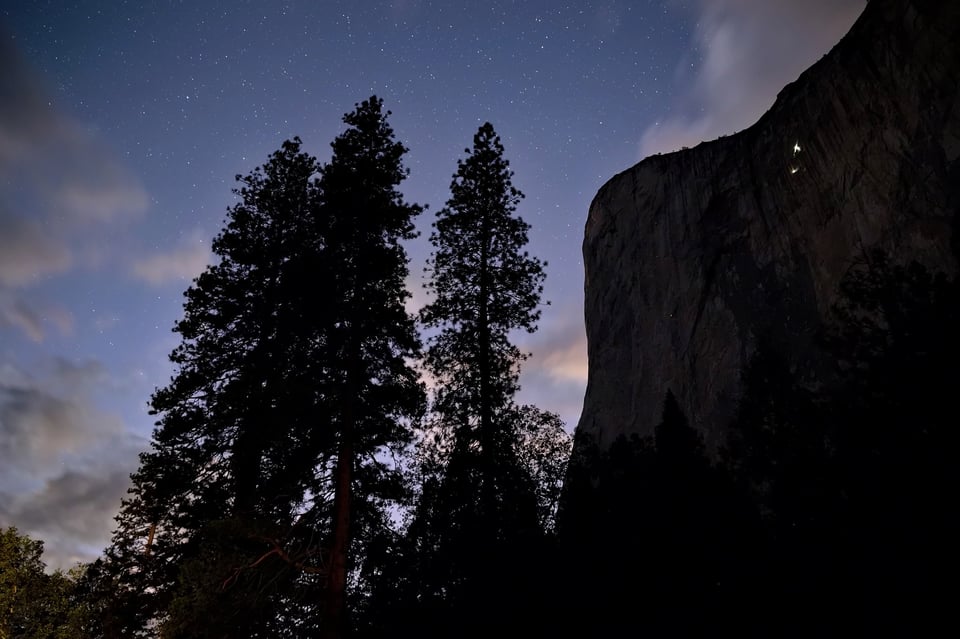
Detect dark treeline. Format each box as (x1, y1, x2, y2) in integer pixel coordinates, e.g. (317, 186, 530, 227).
(3, 95, 958, 637)
(557, 243, 960, 635)
(0, 96, 570, 639)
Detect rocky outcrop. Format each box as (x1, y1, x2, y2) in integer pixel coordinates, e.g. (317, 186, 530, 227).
(577, 0, 960, 451)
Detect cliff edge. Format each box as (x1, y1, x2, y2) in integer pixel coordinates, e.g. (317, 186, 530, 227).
(577, 0, 960, 450)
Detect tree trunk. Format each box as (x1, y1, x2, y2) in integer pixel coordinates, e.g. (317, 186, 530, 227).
(322, 426, 352, 639)
(477, 209, 496, 537)
(323, 329, 359, 639)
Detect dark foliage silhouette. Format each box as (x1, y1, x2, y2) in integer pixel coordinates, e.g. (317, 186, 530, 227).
(724, 249, 960, 634)
(558, 392, 759, 635)
(101, 97, 423, 639)
(357, 123, 566, 638)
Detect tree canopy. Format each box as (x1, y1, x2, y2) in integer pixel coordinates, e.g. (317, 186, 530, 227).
(101, 97, 424, 638)
(372, 122, 566, 637)
(0, 527, 89, 638)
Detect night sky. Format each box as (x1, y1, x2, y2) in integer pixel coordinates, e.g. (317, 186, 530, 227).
(1, 0, 864, 568)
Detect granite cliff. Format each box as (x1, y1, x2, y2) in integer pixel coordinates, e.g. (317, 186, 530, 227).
(576, 0, 960, 451)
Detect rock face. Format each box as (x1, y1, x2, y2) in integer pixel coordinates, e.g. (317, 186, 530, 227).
(577, 0, 960, 451)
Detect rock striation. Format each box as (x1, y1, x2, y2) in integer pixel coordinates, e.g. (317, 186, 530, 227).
(576, 0, 960, 451)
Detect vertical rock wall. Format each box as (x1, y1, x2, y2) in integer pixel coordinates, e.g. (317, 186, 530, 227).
(577, 0, 960, 450)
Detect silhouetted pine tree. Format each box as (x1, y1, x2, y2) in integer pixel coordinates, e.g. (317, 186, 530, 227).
(104, 138, 328, 638)
(818, 251, 960, 631)
(648, 392, 758, 632)
(314, 96, 425, 639)
(399, 122, 556, 635)
(103, 97, 424, 639)
(724, 250, 960, 634)
(420, 122, 548, 474)
(558, 392, 760, 636)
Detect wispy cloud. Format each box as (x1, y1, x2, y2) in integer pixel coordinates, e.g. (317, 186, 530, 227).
(0, 213, 75, 341)
(517, 306, 588, 429)
(0, 297, 46, 342)
(0, 37, 148, 227)
(0, 467, 134, 569)
(639, 0, 864, 158)
(0, 359, 143, 569)
(0, 215, 73, 288)
(404, 272, 431, 317)
(0, 35, 149, 341)
(131, 231, 212, 286)
(538, 330, 587, 384)
(0, 293, 73, 343)
(0, 360, 121, 477)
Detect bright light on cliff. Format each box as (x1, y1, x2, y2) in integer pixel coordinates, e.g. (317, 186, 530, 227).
(789, 141, 802, 174)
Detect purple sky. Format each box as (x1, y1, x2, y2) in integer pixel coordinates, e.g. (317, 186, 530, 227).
(0, 0, 864, 568)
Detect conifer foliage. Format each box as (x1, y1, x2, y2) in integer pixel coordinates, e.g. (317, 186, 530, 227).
(421, 122, 546, 430)
(0, 527, 90, 638)
(314, 96, 425, 639)
(419, 122, 550, 520)
(400, 122, 562, 634)
(104, 97, 423, 638)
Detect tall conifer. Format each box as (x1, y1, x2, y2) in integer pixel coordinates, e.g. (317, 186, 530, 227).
(421, 122, 547, 480)
(410, 123, 557, 633)
(104, 98, 423, 639)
